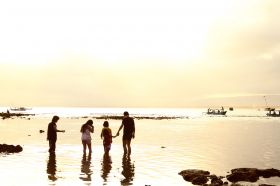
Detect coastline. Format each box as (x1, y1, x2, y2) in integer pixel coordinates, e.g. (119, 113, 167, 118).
(0, 109, 280, 185)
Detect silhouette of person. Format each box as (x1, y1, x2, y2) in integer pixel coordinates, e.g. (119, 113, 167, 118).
(101, 153, 112, 183)
(101, 121, 115, 154)
(116, 111, 135, 155)
(120, 154, 135, 185)
(47, 116, 65, 153)
(47, 152, 57, 181)
(79, 153, 93, 182)
(80, 120, 94, 154)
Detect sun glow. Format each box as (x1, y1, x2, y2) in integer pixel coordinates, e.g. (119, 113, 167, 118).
(0, 0, 241, 65)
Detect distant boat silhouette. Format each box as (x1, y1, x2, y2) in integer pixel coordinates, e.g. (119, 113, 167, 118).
(10, 107, 31, 111)
(266, 108, 280, 117)
(206, 108, 227, 115)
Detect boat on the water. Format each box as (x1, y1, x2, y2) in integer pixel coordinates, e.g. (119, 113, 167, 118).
(266, 108, 280, 117)
(206, 108, 227, 115)
(10, 107, 31, 111)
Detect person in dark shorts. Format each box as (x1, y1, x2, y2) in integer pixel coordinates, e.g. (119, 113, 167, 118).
(116, 111, 135, 155)
(47, 115, 65, 153)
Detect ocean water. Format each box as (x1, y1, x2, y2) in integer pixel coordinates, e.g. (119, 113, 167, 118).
(0, 107, 280, 185)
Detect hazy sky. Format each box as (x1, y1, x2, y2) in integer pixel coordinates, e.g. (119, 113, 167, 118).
(1, 0, 280, 108)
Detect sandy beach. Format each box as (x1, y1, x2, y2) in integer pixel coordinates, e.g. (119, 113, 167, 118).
(1, 108, 280, 185)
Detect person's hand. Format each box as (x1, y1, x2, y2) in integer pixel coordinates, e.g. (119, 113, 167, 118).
(116, 132, 119, 136)
(62, 130, 65, 133)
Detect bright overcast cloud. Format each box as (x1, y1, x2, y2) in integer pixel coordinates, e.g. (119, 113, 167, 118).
(0, 0, 280, 108)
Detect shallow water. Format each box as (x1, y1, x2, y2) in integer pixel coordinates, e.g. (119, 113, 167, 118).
(1, 108, 280, 185)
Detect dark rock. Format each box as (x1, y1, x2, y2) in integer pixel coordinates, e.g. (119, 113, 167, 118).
(179, 169, 210, 184)
(192, 175, 208, 185)
(39, 130, 45, 133)
(0, 144, 23, 153)
(226, 168, 280, 183)
(210, 175, 223, 185)
(257, 168, 280, 178)
(227, 168, 259, 183)
(0, 112, 35, 119)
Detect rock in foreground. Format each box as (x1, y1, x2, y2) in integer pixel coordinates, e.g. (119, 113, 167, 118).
(179, 169, 210, 185)
(179, 168, 280, 185)
(0, 144, 23, 153)
(227, 168, 280, 183)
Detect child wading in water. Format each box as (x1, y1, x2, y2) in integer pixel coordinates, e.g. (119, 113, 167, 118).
(80, 120, 94, 154)
(100, 121, 114, 154)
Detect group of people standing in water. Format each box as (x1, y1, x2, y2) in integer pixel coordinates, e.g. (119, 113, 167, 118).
(47, 111, 135, 156)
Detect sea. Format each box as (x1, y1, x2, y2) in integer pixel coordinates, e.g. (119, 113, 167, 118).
(0, 107, 280, 186)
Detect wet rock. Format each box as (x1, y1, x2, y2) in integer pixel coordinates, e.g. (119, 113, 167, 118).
(226, 168, 280, 183)
(179, 169, 210, 185)
(210, 175, 223, 185)
(180, 168, 280, 185)
(257, 168, 280, 178)
(0, 144, 23, 153)
(192, 175, 208, 185)
(0, 112, 35, 119)
(226, 168, 259, 182)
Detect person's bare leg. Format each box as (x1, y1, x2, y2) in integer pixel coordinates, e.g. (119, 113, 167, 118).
(88, 142, 92, 153)
(127, 139, 132, 156)
(123, 139, 128, 154)
(82, 141, 86, 154)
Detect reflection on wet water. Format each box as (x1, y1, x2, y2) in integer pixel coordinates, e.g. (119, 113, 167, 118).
(121, 154, 135, 185)
(101, 153, 112, 182)
(47, 152, 57, 181)
(80, 153, 93, 182)
(1, 115, 280, 185)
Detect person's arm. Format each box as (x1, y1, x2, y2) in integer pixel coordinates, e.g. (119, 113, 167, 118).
(55, 125, 65, 132)
(89, 125, 94, 133)
(116, 123, 124, 136)
(132, 119, 135, 138)
(100, 129, 103, 139)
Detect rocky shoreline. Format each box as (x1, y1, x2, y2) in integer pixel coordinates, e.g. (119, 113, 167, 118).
(1, 112, 187, 120)
(179, 168, 280, 185)
(0, 112, 35, 119)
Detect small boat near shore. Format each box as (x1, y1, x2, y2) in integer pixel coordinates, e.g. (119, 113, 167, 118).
(206, 108, 227, 115)
(266, 108, 280, 117)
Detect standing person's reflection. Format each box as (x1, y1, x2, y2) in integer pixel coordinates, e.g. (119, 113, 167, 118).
(47, 152, 57, 181)
(121, 154, 135, 185)
(80, 153, 93, 182)
(101, 153, 112, 183)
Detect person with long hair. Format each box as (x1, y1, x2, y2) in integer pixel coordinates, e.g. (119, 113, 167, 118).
(80, 119, 94, 154)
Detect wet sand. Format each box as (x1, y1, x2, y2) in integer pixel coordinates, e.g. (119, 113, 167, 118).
(1, 115, 280, 185)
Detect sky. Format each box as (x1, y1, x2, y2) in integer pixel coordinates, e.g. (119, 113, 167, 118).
(0, 0, 280, 108)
